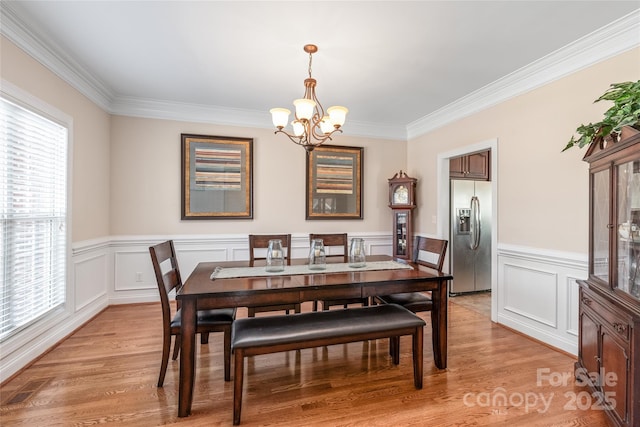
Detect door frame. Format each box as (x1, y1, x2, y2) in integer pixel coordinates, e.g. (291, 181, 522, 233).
(436, 138, 498, 322)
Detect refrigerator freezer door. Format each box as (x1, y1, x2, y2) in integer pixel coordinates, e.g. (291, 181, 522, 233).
(451, 180, 476, 293)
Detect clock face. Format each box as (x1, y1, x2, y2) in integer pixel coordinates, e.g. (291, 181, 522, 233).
(393, 185, 409, 205)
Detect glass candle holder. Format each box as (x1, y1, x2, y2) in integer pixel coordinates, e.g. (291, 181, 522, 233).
(308, 239, 326, 270)
(349, 238, 366, 268)
(266, 239, 285, 272)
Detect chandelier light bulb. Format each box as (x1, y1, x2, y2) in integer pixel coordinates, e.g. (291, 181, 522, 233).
(292, 120, 305, 137)
(270, 108, 290, 129)
(320, 116, 334, 134)
(327, 106, 348, 128)
(293, 98, 316, 121)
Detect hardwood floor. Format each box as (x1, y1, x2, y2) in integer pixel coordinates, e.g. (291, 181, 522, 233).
(1, 299, 609, 426)
(449, 291, 491, 317)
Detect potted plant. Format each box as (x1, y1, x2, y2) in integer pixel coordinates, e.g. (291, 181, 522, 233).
(563, 80, 640, 151)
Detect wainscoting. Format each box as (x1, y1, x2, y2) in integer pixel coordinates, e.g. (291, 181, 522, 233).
(1, 235, 587, 383)
(497, 244, 587, 355)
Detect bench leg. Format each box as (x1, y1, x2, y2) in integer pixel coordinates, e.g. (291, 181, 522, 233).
(233, 349, 245, 425)
(412, 327, 423, 389)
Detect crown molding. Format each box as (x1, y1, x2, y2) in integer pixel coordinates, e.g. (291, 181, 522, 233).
(407, 9, 640, 140)
(1, 2, 114, 111)
(110, 96, 407, 140)
(2, 3, 638, 142)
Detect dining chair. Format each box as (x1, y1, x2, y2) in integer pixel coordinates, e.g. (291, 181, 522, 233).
(374, 236, 448, 310)
(373, 236, 448, 355)
(247, 234, 301, 317)
(149, 240, 236, 386)
(310, 233, 370, 311)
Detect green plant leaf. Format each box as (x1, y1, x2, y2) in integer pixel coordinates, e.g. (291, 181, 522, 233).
(565, 79, 640, 151)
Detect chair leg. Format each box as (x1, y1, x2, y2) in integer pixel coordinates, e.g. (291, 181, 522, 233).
(172, 335, 181, 360)
(313, 300, 319, 311)
(412, 327, 424, 389)
(294, 303, 301, 314)
(224, 325, 231, 382)
(201, 332, 210, 344)
(247, 307, 255, 318)
(233, 349, 245, 425)
(158, 332, 172, 387)
(389, 336, 395, 358)
(391, 336, 400, 364)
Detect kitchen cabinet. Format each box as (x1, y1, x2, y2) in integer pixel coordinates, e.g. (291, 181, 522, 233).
(449, 150, 490, 180)
(576, 131, 640, 427)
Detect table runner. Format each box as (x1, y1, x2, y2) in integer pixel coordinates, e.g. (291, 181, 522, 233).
(210, 260, 413, 280)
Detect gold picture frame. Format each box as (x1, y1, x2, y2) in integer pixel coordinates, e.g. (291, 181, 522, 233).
(306, 145, 363, 220)
(181, 134, 253, 219)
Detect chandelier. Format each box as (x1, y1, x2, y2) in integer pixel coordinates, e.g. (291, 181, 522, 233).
(270, 44, 348, 152)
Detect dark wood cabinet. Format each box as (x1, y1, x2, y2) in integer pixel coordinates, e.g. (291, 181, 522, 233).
(450, 150, 490, 180)
(392, 210, 412, 259)
(388, 171, 416, 260)
(576, 131, 640, 427)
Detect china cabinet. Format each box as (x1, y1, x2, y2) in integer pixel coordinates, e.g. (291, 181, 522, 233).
(576, 132, 640, 427)
(388, 171, 417, 259)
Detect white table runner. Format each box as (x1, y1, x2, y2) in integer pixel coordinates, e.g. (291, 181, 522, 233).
(210, 260, 413, 280)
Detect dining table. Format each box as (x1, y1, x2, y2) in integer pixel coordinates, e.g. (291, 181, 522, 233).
(176, 254, 452, 417)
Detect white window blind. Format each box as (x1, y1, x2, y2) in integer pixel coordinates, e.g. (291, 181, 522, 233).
(1, 96, 68, 341)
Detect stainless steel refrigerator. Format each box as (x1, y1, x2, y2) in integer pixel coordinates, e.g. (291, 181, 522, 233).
(450, 180, 491, 294)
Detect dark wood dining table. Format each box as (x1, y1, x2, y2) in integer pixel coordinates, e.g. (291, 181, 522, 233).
(176, 255, 452, 417)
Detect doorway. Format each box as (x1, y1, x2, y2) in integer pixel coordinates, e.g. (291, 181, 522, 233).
(436, 139, 498, 322)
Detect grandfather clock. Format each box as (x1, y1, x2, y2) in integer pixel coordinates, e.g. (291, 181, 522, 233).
(388, 171, 417, 259)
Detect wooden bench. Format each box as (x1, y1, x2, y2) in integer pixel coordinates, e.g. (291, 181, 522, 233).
(231, 303, 426, 425)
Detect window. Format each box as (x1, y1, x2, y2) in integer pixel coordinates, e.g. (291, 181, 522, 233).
(1, 95, 68, 341)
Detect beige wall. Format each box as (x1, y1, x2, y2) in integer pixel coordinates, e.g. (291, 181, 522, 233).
(109, 116, 406, 235)
(408, 47, 640, 254)
(4, 29, 639, 250)
(1, 36, 111, 243)
(2, 34, 406, 241)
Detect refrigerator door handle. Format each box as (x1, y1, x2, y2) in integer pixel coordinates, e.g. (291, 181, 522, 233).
(469, 196, 481, 250)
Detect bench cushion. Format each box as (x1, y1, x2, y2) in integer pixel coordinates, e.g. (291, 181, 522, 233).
(232, 303, 424, 350)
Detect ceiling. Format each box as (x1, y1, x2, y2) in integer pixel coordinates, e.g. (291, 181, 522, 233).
(2, 1, 639, 140)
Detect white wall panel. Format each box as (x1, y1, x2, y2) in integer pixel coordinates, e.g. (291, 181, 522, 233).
(74, 252, 108, 311)
(497, 244, 587, 355)
(114, 250, 156, 292)
(503, 264, 558, 327)
(566, 276, 580, 336)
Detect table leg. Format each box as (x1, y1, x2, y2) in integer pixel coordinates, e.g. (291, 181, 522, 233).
(430, 279, 448, 369)
(178, 299, 197, 417)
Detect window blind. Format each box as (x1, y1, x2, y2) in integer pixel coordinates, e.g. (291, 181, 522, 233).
(1, 96, 68, 341)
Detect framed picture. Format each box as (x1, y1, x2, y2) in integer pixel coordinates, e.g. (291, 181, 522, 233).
(181, 134, 253, 219)
(306, 145, 363, 220)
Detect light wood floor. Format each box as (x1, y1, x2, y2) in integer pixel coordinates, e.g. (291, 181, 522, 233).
(1, 297, 609, 426)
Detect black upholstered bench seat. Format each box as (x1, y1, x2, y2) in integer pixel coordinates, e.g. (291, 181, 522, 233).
(231, 304, 425, 425)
